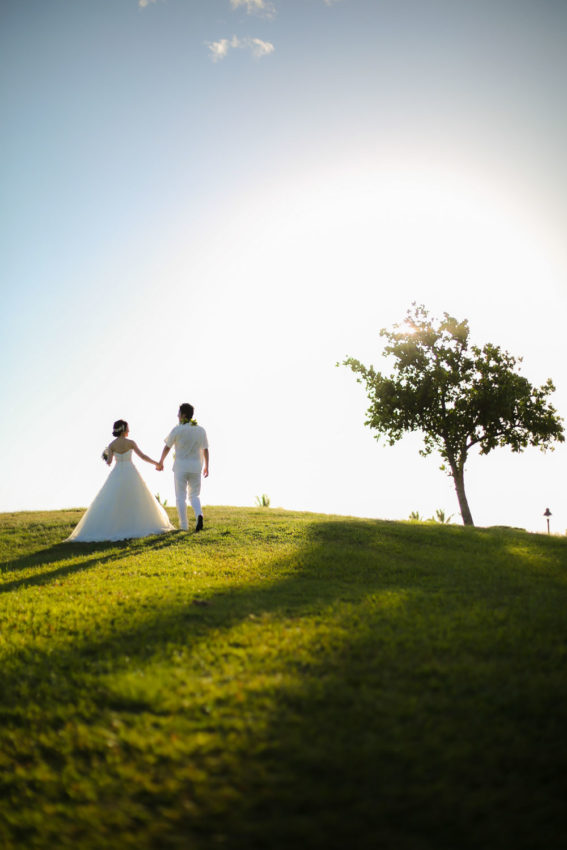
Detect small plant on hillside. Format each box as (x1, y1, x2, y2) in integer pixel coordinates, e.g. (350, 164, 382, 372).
(255, 494, 271, 508)
(409, 511, 423, 521)
(431, 509, 454, 524)
(155, 493, 168, 508)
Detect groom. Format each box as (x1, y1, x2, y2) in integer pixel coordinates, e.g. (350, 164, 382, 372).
(157, 403, 209, 532)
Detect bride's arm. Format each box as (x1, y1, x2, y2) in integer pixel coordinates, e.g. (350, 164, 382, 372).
(131, 442, 159, 466)
(156, 445, 171, 471)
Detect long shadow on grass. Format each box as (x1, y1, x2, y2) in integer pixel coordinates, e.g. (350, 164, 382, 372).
(2, 519, 567, 849)
(0, 530, 191, 593)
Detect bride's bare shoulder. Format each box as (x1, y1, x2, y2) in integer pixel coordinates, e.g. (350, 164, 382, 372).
(109, 437, 134, 451)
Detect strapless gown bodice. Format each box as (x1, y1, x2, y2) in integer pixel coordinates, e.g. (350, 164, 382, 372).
(67, 449, 173, 542)
(114, 450, 133, 463)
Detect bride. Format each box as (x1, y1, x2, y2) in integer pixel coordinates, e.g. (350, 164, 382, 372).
(66, 419, 174, 542)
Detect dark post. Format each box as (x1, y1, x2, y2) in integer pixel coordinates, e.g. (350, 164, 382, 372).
(543, 507, 552, 535)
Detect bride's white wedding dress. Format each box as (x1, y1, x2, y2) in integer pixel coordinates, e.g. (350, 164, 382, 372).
(67, 450, 174, 542)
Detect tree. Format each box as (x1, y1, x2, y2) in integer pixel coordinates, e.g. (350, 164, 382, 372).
(342, 304, 564, 526)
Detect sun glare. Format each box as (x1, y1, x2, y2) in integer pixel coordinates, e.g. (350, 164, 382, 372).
(196, 156, 561, 345)
(137, 151, 564, 415)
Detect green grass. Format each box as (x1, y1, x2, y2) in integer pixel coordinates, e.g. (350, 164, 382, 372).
(1, 506, 567, 849)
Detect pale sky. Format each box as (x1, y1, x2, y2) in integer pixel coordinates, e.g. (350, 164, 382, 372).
(2, 0, 566, 533)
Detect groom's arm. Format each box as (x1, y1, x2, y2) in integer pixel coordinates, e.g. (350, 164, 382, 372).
(156, 445, 171, 471)
(202, 448, 209, 478)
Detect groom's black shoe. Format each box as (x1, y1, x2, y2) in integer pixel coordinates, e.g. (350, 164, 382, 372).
(195, 515, 204, 533)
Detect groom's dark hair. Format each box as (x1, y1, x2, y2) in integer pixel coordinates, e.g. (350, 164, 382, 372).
(179, 403, 194, 421)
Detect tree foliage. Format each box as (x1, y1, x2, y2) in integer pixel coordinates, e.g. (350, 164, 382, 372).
(342, 304, 564, 526)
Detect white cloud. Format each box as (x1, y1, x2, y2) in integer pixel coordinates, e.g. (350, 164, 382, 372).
(207, 37, 234, 62)
(207, 35, 275, 62)
(247, 37, 275, 58)
(230, 0, 276, 17)
(138, 0, 157, 7)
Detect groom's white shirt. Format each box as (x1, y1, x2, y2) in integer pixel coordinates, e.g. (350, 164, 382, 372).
(165, 423, 209, 473)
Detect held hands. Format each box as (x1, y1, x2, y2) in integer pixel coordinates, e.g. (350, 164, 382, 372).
(155, 463, 164, 472)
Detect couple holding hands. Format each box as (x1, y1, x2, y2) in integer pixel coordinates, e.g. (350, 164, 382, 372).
(67, 403, 209, 543)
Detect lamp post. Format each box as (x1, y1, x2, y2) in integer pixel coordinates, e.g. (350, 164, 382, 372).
(543, 507, 552, 535)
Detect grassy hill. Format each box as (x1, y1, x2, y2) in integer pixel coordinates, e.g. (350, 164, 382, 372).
(1, 506, 567, 849)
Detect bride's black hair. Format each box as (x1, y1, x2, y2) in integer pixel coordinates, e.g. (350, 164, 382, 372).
(112, 419, 129, 437)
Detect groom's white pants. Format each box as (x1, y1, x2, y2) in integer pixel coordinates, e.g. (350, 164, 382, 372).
(173, 466, 202, 530)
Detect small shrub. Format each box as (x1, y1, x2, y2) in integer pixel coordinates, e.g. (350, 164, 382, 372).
(431, 509, 454, 524)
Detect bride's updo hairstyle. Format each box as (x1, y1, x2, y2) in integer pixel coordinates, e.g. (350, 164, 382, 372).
(112, 420, 129, 437)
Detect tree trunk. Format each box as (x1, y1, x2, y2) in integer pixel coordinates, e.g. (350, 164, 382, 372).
(451, 464, 474, 526)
